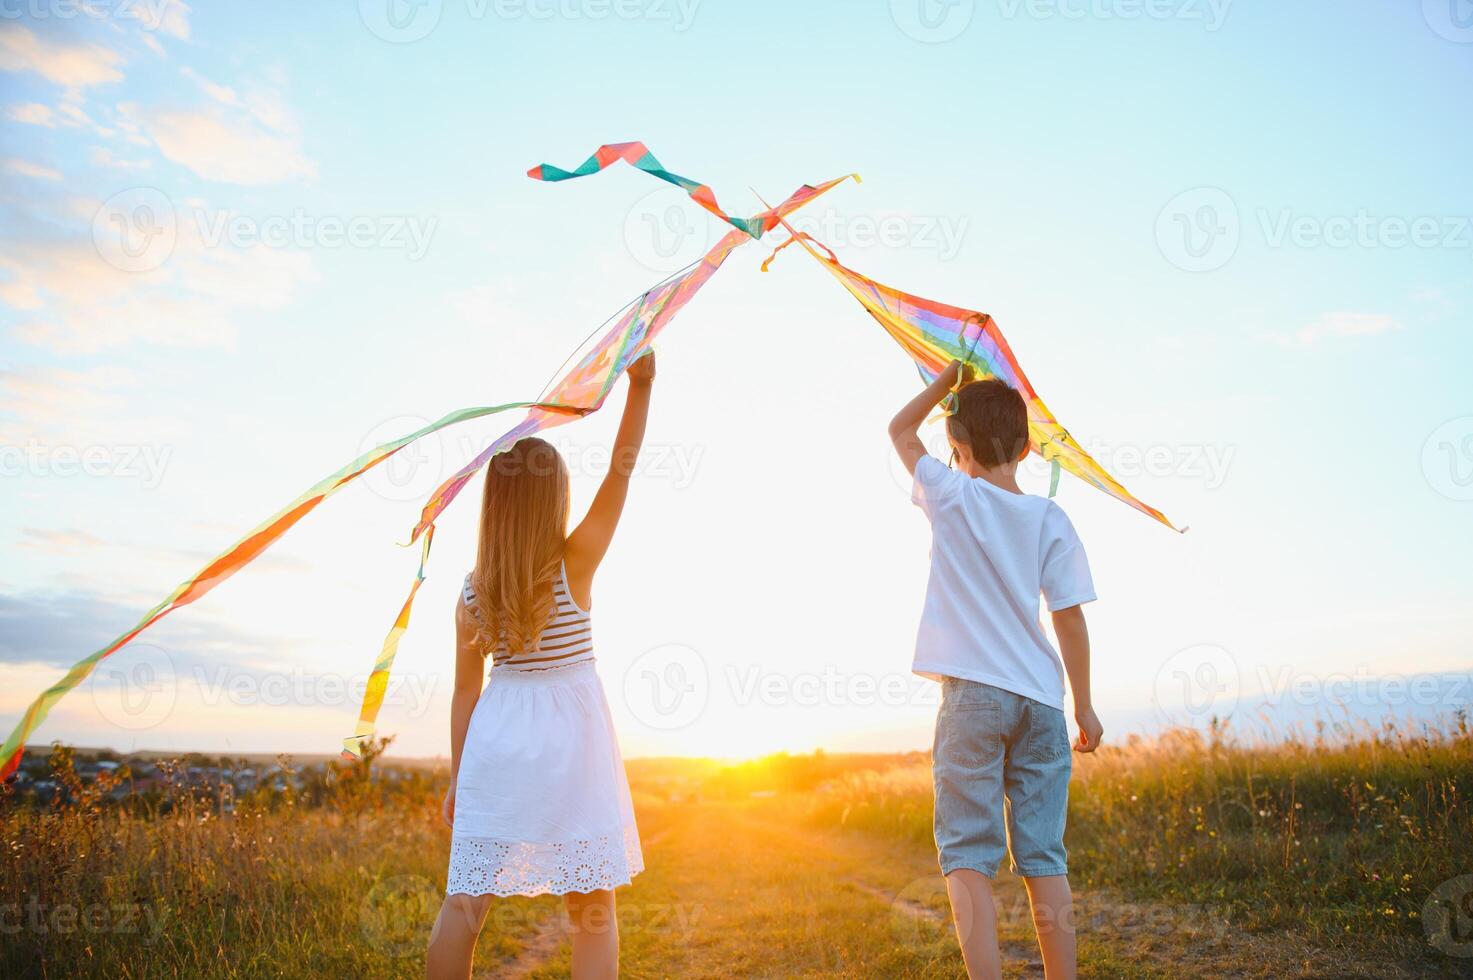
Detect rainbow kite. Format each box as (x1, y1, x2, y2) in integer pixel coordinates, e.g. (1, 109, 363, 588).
(758, 228, 1184, 531)
(0, 143, 1178, 781)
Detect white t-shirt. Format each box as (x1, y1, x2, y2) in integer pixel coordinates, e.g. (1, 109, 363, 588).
(910, 453, 1096, 710)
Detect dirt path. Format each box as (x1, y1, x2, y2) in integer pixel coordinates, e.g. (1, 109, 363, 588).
(487, 828, 679, 979)
(488, 800, 1403, 978)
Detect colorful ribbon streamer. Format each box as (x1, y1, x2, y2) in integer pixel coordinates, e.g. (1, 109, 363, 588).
(342, 528, 435, 758)
(0, 400, 575, 779)
(343, 172, 858, 759)
(530, 140, 769, 239)
(407, 173, 857, 547)
(4, 140, 1179, 778)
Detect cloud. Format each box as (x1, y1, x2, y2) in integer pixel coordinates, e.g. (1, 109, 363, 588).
(180, 66, 237, 107)
(0, 590, 144, 668)
(88, 146, 153, 170)
(0, 364, 149, 448)
(0, 24, 125, 89)
(143, 107, 313, 184)
(113, 68, 315, 186)
(1290, 313, 1404, 346)
(18, 528, 106, 552)
(4, 158, 63, 181)
(5, 102, 56, 127)
(0, 207, 314, 353)
(0, 588, 293, 674)
(0, 280, 42, 309)
(0, 36, 315, 354)
(0, 364, 135, 416)
(59, 101, 108, 133)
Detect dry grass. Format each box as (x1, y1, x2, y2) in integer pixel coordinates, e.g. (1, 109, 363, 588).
(4, 717, 1471, 977)
(803, 714, 1473, 974)
(0, 742, 545, 978)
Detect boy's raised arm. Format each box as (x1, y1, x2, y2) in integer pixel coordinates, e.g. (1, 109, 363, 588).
(888, 360, 969, 475)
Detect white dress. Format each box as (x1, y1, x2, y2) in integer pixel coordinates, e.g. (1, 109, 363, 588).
(446, 564, 643, 897)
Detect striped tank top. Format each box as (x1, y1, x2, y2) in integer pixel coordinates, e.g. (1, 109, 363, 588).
(461, 563, 594, 672)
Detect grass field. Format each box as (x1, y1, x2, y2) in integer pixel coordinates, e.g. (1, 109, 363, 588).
(4, 718, 1472, 978)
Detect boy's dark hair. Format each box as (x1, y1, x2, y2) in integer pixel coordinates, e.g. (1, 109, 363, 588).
(946, 378, 1029, 467)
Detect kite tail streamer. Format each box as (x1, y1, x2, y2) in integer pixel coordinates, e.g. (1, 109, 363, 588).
(346, 173, 864, 753)
(344, 162, 861, 758)
(342, 238, 738, 758)
(760, 231, 837, 270)
(408, 231, 744, 544)
(409, 171, 860, 543)
(339, 417, 546, 760)
(339, 169, 861, 756)
(528, 141, 765, 238)
(0, 400, 555, 780)
(342, 527, 434, 760)
(528, 141, 858, 243)
(759, 216, 1183, 532)
(341, 172, 861, 756)
(4, 146, 860, 776)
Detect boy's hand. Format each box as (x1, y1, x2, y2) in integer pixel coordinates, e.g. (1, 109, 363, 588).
(890, 360, 972, 475)
(627, 350, 656, 387)
(939, 359, 976, 389)
(1073, 705, 1103, 753)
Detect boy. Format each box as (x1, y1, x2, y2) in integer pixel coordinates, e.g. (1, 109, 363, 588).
(888, 361, 1102, 980)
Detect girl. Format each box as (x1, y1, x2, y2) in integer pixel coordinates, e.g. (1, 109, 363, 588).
(426, 352, 656, 980)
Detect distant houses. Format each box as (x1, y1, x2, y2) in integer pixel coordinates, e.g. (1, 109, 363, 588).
(3, 744, 435, 809)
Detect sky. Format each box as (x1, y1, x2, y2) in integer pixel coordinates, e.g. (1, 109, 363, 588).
(1, 0, 1470, 763)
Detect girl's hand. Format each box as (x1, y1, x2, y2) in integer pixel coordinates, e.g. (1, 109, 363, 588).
(942, 359, 974, 388)
(441, 783, 456, 828)
(627, 350, 656, 387)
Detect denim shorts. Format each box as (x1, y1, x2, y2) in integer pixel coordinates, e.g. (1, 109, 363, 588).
(932, 678, 1071, 878)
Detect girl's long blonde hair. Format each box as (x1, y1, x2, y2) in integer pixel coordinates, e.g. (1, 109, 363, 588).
(469, 438, 570, 657)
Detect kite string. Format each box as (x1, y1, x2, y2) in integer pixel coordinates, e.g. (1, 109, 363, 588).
(534, 256, 704, 402)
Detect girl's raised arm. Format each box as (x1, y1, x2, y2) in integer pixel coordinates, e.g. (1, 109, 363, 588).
(565, 351, 655, 598)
